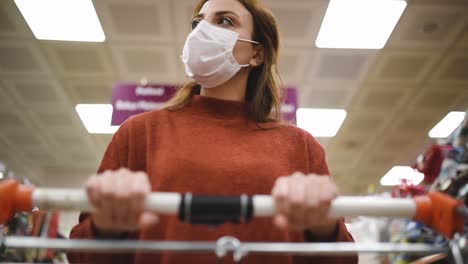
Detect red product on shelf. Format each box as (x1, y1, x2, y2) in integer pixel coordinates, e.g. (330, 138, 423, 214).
(414, 145, 453, 184)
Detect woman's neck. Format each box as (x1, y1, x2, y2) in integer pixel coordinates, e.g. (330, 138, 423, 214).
(200, 69, 248, 102)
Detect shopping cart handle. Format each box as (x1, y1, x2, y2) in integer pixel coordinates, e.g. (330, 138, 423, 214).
(0, 179, 464, 238)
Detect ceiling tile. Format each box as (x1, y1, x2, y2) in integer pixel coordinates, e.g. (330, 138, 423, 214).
(415, 91, 460, 109)
(412, 0, 468, 4)
(302, 89, 349, 108)
(95, 0, 173, 43)
(380, 55, 429, 79)
(396, 117, 435, 134)
(356, 166, 389, 180)
(381, 136, 415, 152)
(317, 54, 369, 80)
(0, 5, 15, 33)
(62, 78, 115, 105)
(369, 50, 439, 83)
(307, 49, 378, 84)
(458, 28, 468, 48)
(367, 152, 396, 167)
(278, 52, 301, 81)
(22, 148, 56, 164)
(314, 51, 376, 80)
(264, 0, 328, 46)
(327, 151, 358, 170)
(55, 47, 105, 73)
(0, 46, 41, 72)
(270, 7, 312, 39)
(432, 49, 468, 85)
(388, 4, 468, 48)
(454, 92, 468, 110)
(6, 134, 43, 147)
(6, 80, 71, 112)
(15, 82, 60, 103)
(0, 1, 34, 39)
(362, 90, 405, 108)
(299, 80, 362, 110)
(75, 85, 113, 103)
(334, 135, 370, 153)
(91, 134, 113, 149)
(109, 3, 161, 36)
(0, 82, 10, 108)
(123, 49, 166, 74)
(36, 112, 74, 128)
(54, 134, 88, 147)
(111, 44, 179, 82)
(172, 0, 197, 43)
(43, 43, 115, 78)
(345, 117, 383, 134)
(0, 111, 24, 127)
(439, 56, 468, 80)
(56, 148, 99, 167)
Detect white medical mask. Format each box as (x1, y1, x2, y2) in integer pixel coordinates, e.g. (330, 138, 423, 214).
(181, 20, 260, 88)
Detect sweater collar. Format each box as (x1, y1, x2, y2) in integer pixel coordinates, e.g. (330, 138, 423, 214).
(186, 95, 249, 120)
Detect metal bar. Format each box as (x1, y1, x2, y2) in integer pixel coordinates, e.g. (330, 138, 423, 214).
(32, 189, 417, 219)
(3, 236, 447, 255)
(5, 236, 215, 253)
(240, 242, 446, 256)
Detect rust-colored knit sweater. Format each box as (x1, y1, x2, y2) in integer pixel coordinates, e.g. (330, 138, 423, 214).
(68, 95, 357, 264)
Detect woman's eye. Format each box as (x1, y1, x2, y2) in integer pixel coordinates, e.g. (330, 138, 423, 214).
(191, 20, 200, 30)
(218, 17, 233, 26)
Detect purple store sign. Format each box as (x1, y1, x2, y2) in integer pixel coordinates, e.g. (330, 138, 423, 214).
(282, 87, 298, 124)
(111, 84, 176, 126)
(111, 84, 297, 126)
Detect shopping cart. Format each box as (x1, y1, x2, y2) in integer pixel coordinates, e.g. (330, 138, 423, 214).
(0, 179, 466, 263)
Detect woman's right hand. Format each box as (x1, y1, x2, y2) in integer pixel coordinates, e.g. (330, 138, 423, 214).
(85, 168, 159, 237)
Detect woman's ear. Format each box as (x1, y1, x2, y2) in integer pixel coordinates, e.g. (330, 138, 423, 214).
(249, 45, 265, 67)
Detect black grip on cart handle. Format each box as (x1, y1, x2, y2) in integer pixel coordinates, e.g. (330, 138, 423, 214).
(178, 193, 254, 225)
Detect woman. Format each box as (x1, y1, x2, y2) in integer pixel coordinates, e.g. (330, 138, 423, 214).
(69, 0, 357, 263)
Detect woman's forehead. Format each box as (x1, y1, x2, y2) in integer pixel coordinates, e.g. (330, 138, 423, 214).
(198, 0, 251, 19)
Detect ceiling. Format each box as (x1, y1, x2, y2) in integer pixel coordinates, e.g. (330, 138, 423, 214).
(0, 0, 467, 194)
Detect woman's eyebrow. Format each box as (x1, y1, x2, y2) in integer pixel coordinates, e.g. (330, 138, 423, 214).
(194, 10, 241, 20)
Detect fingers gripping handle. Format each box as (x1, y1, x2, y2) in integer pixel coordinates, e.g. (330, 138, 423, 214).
(32, 189, 182, 214)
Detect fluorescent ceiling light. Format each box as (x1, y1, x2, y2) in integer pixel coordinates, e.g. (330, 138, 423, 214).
(296, 108, 347, 137)
(75, 104, 119, 134)
(428, 111, 466, 138)
(316, 0, 407, 49)
(380, 166, 424, 186)
(14, 0, 105, 42)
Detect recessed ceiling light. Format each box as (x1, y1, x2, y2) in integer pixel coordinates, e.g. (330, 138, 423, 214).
(428, 111, 466, 138)
(380, 166, 424, 186)
(316, 0, 407, 49)
(14, 0, 105, 42)
(296, 108, 347, 137)
(75, 104, 119, 134)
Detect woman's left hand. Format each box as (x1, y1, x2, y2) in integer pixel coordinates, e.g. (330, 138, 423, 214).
(271, 172, 339, 239)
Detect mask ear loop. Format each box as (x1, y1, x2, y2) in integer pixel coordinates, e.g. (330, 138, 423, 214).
(238, 38, 260, 45)
(237, 38, 261, 67)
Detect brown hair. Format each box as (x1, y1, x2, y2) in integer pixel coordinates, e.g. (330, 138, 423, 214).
(163, 0, 283, 123)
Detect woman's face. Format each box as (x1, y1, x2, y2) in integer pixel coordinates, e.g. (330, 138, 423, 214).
(192, 0, 257, 66)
